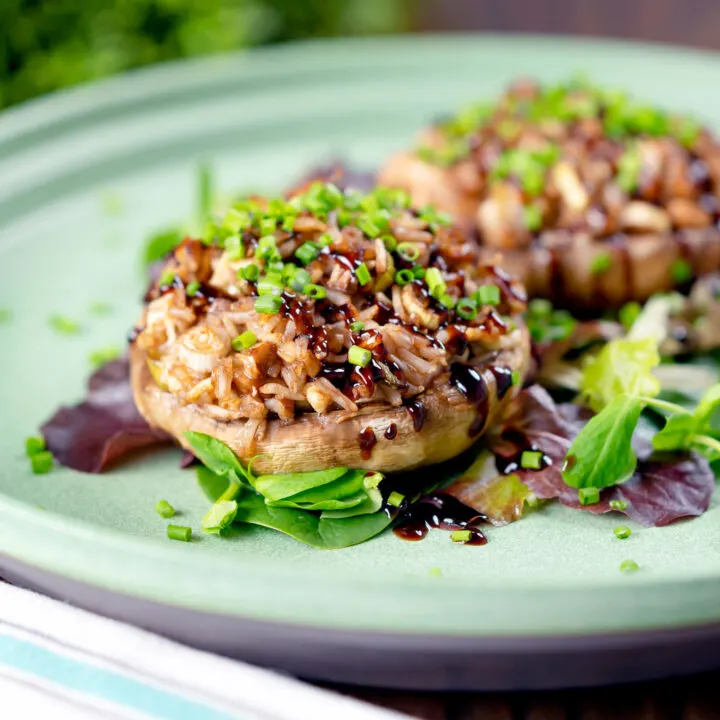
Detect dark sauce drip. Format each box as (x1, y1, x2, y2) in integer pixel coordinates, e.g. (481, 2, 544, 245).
(450, 363, 489, 437)
(404, 399, 426, 432)
(384, 423, 398, 440)
(489, 365, 513, 399)
(359, 427, 377, 460)
(319, 363, 348, 387)
(440, 324, 467, 356)
(393, 493, 488, 546)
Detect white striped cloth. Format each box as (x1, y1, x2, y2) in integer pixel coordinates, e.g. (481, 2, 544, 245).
(0, 582, 409, 720)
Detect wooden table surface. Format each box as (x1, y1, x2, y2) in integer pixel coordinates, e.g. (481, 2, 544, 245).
(336, 672, 720, 719)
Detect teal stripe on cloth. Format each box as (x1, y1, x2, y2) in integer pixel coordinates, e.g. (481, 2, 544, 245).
(0, 634, 242, 720)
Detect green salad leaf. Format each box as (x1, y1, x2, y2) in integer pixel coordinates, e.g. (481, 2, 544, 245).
(562, 395, 643, 489)
(196, 465, 392, 549)
(251, 467, 348, 501)
(184, 431, 251, 482)
(202, 500, 238, 535)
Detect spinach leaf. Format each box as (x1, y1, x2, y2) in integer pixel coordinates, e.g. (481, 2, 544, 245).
(252, 466, 348, 501)
(143, 228, 183, 267)
(562, 394, 644, 489)
(197, 464, 233, 502)
(184, 431, 250, 482)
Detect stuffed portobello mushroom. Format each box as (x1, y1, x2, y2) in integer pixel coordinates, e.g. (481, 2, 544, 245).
(379, 78, 720, 310)
(130, 184, 530, 475)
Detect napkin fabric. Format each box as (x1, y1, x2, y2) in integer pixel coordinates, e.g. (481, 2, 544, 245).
(0, 581, 408, 720)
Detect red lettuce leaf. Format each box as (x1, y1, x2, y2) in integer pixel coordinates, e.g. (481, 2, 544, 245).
(446, 386, 717, 527)
(41, 359, 171, 473)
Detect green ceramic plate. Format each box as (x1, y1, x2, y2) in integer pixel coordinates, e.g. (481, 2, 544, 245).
(1, 35, 719, 690)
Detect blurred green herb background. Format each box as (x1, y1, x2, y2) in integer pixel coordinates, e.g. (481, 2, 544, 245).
(0, 0, 410, 108)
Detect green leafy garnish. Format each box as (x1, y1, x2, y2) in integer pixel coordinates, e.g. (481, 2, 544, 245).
(49, 315, 81, 335)
(143, 228, 183, 267)
(184, 431, 251, 483)
(563, 395, 643, 489)
(202, 500, 238, 535)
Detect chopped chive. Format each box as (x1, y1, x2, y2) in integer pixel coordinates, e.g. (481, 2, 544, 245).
(475, 285, 501, 306)
(451, 530, 472, 543)
(671, 259, 693, 284)
(355, 262, 372, 286)
(394, 269, 414, 286)
(89, 345, 121, 368)
(232, 331, 257, 351)
(167, 524, 192, 542)
(254, 296, 282, 314)
(387, 491, 405, 508)
(295, 242, 320, 266)
(282, 215, 296, 233)
(618, 302, 641, 330)
(348, 345, 372, 367)
(438, 293, 456, 309)
(381, 235, 397, 252)
(185, 281, 201, 297)
(159, 270, 176, 287)
(238, 263, 260, 282)
(30, 451, 53, 475)
(260, 218, 276, 237)
(428, 567, 443, 578)
(256, 235, 280, 261)
(617, 147, 641, 193)
(363, 472, 383, 489)
(89, 302, 112, 316)
(620, 559, 639, 573)
(155, 500, 175, 519)
(225, 235, 244, 260)
(590, 251, 612, 275)
(610, 499, 629, 511)
(289, 268, 311, 292)
(614, 525, 632, 540)
(222, 208, 251, 233)
(520, 450, 543, 470)
(349, 321, 365, 333)
(528, 298, 552, 317)
(357, 216, 380, 238)
(318, 232, 334, 247)
(25, 436, 46, 457)
(304, 284, 327, 300)
(455, 298, 478, 321)
(202, 500, 239, 535)
(396, 242, 421, 262)
(257, 276, 284, 297)
(49, 315, 81, 335)
(425, 267, 446, 298)
(412, 266, 426, 279)
(578, 487, 600, 505)
(511, 369, 521, 386)
(523, 204, 543, 232)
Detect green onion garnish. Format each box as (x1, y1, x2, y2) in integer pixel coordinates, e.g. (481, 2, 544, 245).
(49, 315, 81, 335)
(256, 235, 279, 261)
(25, 436, 46, 457)
(578, 487, 600, 505)
(618, 302, 641, 330)
(159, 270, 176, 287)
(202, 500, 239, 535)
(425, 267, 446, 298)
(671, 259, 693, 284)
(357, 216, 380, 238)
(609, 499, 629, 511)
(185, 281, 201, 297)
(387, 491, 405, 508)
(523, 204, 543, 232)
(89, 345, 121, 369)
(511, 369, 521, 387)
(257, 276, 284, 297)
(349, 321, 365, 333)
(614, 525, 632, 540)
(394, 269, 414, 286)
(254, 296, 282, 314)
(438, 293, 456, 309)
(450, 530, 472, 543)
(295, 242, 320, 266)
(167, 525, 192, 542)
(232, 331, 257, 351)
(355, 263, 372, 286)
(475, 285, 501, 306)
(455, 298, 478, 321)
(528, 298, 552, 317)
(225, 235, 244, 260)
(412, 266, 426, 279)
(304, 284, 327, 300)
(30, 451, 53, 475)
(289, 268, 311, 292)
(282, 215, 296, 233)
(396, 242, 421, 262)
(316, 233, 332, 247)
(619, 559, 639, 573)
(155, 500, 175, 519)
(617, 147, 641, 193)
(222, 208, 251, 233)
(348, 345, 372, 367)
(382, 235, 397, 252)
(590, 252, 612, 275)
(520, 451, 543, 470)
(260, 218, 276, 237)
(238, 263, 260, 282)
